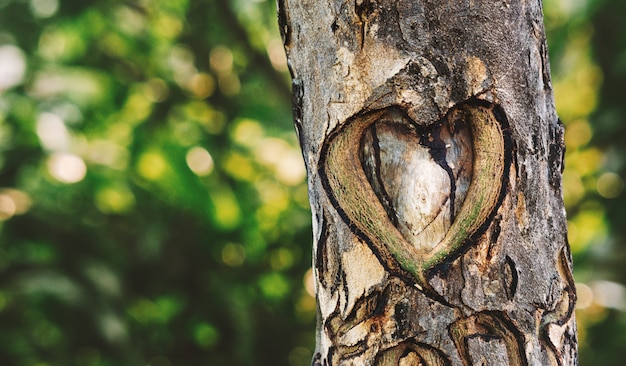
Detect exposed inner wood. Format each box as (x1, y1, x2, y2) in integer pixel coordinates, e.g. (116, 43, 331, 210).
(360, 112, 473, 252)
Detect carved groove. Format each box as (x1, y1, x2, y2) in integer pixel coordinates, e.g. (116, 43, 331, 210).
(276, 0, 291, 46)
(449, 311, 528, 366)
(548, 119, 566, 189)
(315, 212, 330, 289)
(325, 287, 382, 363)
(361, 124, 400, 227)
(422, 121, 460, 222)
(312, 352, 322, 366)
(539, 246, 577, 366)
(504, 255, 518, 300)
(323, 279, 444, 364)
(354, 0, 375, 49)
(374, 340, 452, 366)
(291, 80, 306, 159)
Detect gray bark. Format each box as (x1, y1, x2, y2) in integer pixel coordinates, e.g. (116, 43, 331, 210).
(278, 0, 577, 365)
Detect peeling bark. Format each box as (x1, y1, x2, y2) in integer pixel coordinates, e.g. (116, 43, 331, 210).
(279, 0, 577, 365)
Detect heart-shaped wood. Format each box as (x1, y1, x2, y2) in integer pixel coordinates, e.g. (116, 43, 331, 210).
(359, 109, 473, 253)
(319, 101, 507, 295)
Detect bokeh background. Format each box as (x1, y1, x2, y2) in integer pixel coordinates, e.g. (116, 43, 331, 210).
(0, 0, 623, 365)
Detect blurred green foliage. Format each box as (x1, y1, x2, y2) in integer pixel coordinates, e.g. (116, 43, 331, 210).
(0, 0, 313, 365)
(544, 0, 626, 364)
(0, 0, 624, 365)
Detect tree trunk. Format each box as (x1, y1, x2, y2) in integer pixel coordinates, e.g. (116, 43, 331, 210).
(278, 0, 578, 365)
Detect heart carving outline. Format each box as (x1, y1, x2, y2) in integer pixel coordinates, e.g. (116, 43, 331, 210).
(319, 99, 510, 298)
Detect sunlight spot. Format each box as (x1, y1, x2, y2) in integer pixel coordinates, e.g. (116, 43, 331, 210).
(563, 170, 584, 209)
(123, 93, 152, 123)
(304, 268, 315, 297)
(258, 272, 290, 301)
(114, 5, 146, 36)
(231, 118, 264, 148)
(569, 207, 607, 253)
(153, 14, 183, 40)
(193, 323, 219, 349)
(127, 296, 183, 325)
(294, 293, 316, 323)
(575, 282, 593, 309)
(218, 73, 240, 96)
(256, 138, 306, 186)
(36, 112, 70, 151)
(143, 78, 169, 103)
(83, 262, 121, 297)
(0, 194, 16, 220)
(168, 45, 196, 88)
(564, 119, 592, 149)
(30, 0, 58, 18)
(255, 179, 289, 207)
(0, 188, 30, 220)
(574, 148, 603, 177)
(95, 186, 135, 214)
(592, 280, 626, 311)
(210, 46, 233, 74)
(47, 153, 87, 183)
(30, 69, 105, 105)
(596, 172, 624, 199)
(87, 140, 127, 170)
(98, 312, 128, 344)
(0, 188, 31, 215)
(294, 184, 309, 209)
(210, 46, 239, 95)
(209, 188, 241, 229)
(168, 45, 194, 70)
(567, 220, 578, 245)
(275, 152, 306, 186)
(52, 102, 83, 124)
(267, 39, 288, 72)
(553, 33, 602, 121)
(19, 271, 82, 303)
(203, 109, 225, 134)
(186, 146, 214, 176)
(187, 73, 215, 99)
(557, 0, 587, 16)
(223, 152, 255, 181)
(38, 27, 64, 60)
(137, 152, 167, 181)
(221, 243, 246, 267)
(0, 45, 27, 91)
(269, 248, 295, 270)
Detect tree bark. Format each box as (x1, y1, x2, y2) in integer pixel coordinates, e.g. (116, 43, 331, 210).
(278, 0, 577, 365)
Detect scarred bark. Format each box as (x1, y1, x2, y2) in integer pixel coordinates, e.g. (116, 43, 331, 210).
(279, 0, 577, 365)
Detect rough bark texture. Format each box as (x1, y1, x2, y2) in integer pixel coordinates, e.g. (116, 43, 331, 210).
(279, 0, 577, 365)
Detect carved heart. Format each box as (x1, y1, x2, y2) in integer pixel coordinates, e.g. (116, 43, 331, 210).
(319, 102, 507, 294)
